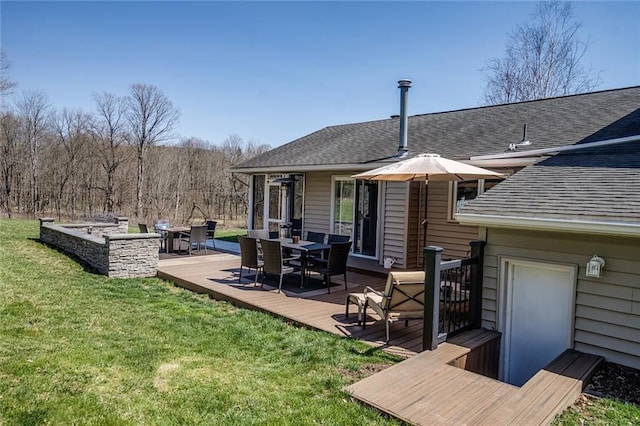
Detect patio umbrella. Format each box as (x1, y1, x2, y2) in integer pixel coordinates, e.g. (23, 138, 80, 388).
(352, 153, 504, 253)
(351, 153, 504, 181)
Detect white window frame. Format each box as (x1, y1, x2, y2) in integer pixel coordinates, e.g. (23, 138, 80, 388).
(330, 176, 355, 238)
(330, 175, 382, 259)
(447, 178, 501, 222)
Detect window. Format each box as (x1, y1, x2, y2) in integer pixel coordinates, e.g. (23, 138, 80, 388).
(448, 179, 502, 221)
(333, 178, 354, 236)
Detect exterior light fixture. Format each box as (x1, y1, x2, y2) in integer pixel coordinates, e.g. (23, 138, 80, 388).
(586, 255, 605, 278)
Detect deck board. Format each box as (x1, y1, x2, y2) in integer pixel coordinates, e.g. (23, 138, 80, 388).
(157, 253, 601, 426)
(158, 253, 421, 357)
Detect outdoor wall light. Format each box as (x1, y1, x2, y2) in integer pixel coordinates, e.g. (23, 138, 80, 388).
(586, 255, 605, 278)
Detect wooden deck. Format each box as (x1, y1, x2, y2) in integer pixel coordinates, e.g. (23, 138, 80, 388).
(157, 252, 423, 358)
(347, 329, 602, 426)
(157, 252, 602, 425)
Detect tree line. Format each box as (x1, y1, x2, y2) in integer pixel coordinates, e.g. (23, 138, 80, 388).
(0, 55, 269, 225)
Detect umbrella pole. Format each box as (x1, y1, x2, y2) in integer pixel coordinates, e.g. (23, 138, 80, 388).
(421, 182, 428, 265)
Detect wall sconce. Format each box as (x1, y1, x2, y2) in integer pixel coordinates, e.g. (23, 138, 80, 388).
(586, 255, 605, 278)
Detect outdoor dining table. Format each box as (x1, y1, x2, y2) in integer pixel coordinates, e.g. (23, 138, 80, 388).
(271, 238, 331, 288)
(166, 226, 190, 253)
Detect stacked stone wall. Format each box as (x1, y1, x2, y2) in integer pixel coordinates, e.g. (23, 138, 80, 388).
(39, 218, 159, 278)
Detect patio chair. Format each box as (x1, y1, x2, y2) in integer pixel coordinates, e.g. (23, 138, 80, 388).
(306, 231, 326, 243)
(328, 234, 350, 243)
(260, 239, 298, 293)
(205, 220, 217, 249)
(238, 235, 263, 285)
(306, 241, 352, 293)
(138, 223, 149, 233)
(291, 218, 302, 237)
(179, 224, 208, 255)
(363, 271, 425, 343)
(154, 220, 170, 252)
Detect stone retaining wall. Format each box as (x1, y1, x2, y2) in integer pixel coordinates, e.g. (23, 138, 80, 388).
(39, 218, 159, 278)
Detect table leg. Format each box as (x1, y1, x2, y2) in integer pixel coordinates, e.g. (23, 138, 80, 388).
(300, 252, 307, 289)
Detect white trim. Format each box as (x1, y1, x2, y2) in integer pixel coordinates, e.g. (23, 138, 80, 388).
(456, 213, 640, 237)
(471, 134, 640, 161)
(248, 175, 255, 230)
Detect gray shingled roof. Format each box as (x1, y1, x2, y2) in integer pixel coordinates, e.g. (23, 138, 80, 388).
(459, 135, 640, 224)
(233, 86, 640, 171)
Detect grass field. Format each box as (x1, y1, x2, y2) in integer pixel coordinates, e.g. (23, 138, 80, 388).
(0, 219, 400, 424)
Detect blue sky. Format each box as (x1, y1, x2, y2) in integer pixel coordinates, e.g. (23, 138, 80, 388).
(2, 1, 639, 147)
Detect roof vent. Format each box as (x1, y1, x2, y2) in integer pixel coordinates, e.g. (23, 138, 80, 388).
(508, 123, 532, 151)
(397, 79, 412, 155)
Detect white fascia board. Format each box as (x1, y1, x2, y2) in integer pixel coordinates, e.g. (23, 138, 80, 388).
(456, 213, 640, 238)
(232, 163, 396, 174)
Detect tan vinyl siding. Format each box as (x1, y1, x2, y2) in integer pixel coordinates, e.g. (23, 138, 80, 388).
(303, 172, 332, 234)
(383, 181, 409, 267)
(405, 182, 423, 269)
(425, 182, 479, 259)
(482, 227, 640, 369)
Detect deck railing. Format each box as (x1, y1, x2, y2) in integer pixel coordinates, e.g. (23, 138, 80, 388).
(423, 241, 485, 351)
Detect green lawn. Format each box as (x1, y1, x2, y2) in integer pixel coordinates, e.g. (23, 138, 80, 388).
(0, 219, 400, 424)
(553, 395, 640, 425)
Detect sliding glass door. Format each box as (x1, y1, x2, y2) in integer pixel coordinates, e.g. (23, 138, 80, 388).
(332, 177, 379, 257)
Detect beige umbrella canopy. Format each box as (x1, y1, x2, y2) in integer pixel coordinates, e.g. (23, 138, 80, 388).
(352, 153, 504, 181)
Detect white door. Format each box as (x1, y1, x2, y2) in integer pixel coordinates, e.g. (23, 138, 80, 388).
(501, 259, 576, 386)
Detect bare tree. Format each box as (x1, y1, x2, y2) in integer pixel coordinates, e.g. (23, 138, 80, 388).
(126, 84, 180, 218)
(16, 91, 50, 215)
(51, 108, 91, 219)
(483, 1, 600, 104)
(92, 92, 128, 213)
(0, 112, 22, 217)
(0, 50, 17, 98)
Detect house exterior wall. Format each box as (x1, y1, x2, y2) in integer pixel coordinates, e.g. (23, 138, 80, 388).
(301, 175, 482, 268)
(382, 181, 410, 268)
(481, 227, 640, 370)
(303, 171, 333, 234)
(425, 182, 480, 259)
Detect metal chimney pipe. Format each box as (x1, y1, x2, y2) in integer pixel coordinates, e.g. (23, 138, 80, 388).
(397, 79, 412, 154)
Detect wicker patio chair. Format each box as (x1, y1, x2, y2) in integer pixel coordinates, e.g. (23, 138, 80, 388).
(306, 241, 352, 293)
(179, 224, 208, 255)
(238, 235, 263, 285)
(260, 239, 298, 293)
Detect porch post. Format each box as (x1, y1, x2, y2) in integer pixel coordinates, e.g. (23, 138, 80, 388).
(423, 245, 443, 351)
(469, 240, 486, 328)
